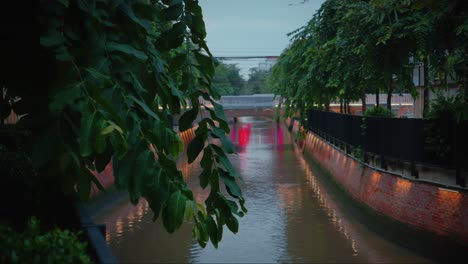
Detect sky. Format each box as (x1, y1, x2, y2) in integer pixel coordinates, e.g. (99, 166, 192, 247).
(199, 0, 325, 79)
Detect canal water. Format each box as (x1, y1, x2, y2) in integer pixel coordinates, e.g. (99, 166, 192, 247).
(91, 117, 436, 263)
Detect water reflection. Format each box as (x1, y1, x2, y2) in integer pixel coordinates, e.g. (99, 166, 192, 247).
(91, 117, 434, 263)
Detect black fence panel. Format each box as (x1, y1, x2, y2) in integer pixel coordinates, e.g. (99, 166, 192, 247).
(306, 109, 466, 169)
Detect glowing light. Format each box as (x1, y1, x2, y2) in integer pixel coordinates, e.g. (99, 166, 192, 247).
(369, 172, 382, 189)
(438, 187, 459, 193)
(395, 178, 412, 196)
(437, 187, 462, 206)
(116, 218, 123, 236)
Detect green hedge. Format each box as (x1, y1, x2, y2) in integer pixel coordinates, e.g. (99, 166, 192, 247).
(0, 217, 92, 264)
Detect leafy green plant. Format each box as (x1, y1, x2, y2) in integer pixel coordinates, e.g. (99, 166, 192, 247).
(364, 105, 394, 118)
(270, 0, 468, 117)
(0, 217, 92, 264)
(295, 129, 307, 142)
(424, 93, 467, 159)
(1, 0, 246, 248)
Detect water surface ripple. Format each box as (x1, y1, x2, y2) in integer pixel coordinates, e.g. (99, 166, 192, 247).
(92, 117, 434, 263)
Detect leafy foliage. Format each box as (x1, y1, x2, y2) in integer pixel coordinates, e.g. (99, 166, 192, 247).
(424, 93, 467, 159)
(242, 67, 273, 95)
(363, 106, 394, 118)
(0, 217, 92, 264)
(271, 0, 468, 118)
(1, 0, 246, 248)
(211, 62, 245, 95)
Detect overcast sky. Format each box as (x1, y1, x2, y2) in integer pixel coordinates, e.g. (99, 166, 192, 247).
(199, 0, 325, 79)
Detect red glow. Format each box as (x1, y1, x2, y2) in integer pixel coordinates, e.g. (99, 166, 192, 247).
(238, 123, 251, 148)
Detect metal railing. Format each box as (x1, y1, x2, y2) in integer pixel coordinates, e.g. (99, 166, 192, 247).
(306, 109, 467, 187)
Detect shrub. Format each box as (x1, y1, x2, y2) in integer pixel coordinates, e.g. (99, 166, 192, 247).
(424, 93, 467, 160)
(363, 105, 394, 118)
(0, 217, 92, 264)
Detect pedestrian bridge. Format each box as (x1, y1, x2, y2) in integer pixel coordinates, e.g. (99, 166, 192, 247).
(201, 94, 281, 120)
(217, 94, 279, 109)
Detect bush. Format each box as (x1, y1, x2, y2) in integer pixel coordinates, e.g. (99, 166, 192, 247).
(0, 217, 92, 264)
(426, 93, 468, 122)
(424, 93, 467, 160)
(363, 105, 394, 118)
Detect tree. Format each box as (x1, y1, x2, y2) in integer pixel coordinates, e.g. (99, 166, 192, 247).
(211, 62, 245, 95)
(271, 0, 467, 118)
(2, 0, 246, 249)
(242, 67, 272, 95)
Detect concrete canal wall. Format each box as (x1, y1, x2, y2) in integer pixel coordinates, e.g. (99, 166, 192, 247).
(292, 119, 468, 245)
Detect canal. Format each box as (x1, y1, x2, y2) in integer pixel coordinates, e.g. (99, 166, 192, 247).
(90, 117, 437, 263)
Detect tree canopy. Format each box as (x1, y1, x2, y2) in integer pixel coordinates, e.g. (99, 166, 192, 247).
(1, 0, 246, 248)
(211, 62, 245, 96)
(243, 67, 273, 95)
(271, 0, 468, 120)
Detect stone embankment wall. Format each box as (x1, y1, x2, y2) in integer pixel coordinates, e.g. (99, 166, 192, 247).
(287, 118, 468, 244)
(89, 127, 197, 197)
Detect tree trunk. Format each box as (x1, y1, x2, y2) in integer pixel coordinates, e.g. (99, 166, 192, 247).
(325, 100, 330, 111)
(343, 99, 346, 114)
(361, 89, 366, 114)
(376, 87, 379, 107)
(340, 99, 343, 113)
(347, 99, 351, 114)
(387, 84, 393, 111)
(423, 56, 430, 116)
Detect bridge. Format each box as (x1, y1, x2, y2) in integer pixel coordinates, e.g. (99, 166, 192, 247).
(200, 94, 281, 120)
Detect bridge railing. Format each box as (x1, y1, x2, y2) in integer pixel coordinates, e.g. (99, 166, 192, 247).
(217, 94, 279, 109)
(306, 109, 467, 187)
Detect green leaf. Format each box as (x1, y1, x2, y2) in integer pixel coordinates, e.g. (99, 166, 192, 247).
(210, 127, 235, 154)
(220, 171, 242, 198)
(205, 216, 219, 248)
(109, 132, 128, 159)
(158, 22, 185, 50)
(129, 149, 151, 204)
(113, 139, 145, 191)
(212, 101, 227, 124)
(77, 167, 91, 202)
(187, 135, 205, 163)
(58, 0, 69, 7)
(119, 2, 153, 33)
(128, 95, 160, 121)
(162, 0, 183, 5)
(225, 214, 239, 234)
(80, 111, 96, 157)
(85, 68, 112, 83)
(94, 93, 126, 129)
(95, 143, 112, 173)
(147, 165, 170, 221)
(184, 200, 195, 221)
(200, 145, 212, 168)
(198, 169, 210, 189)
(40, 34, 65, 47)
(107, 42, 148, 60)
(179, 108, 199, 132)
(195, 53, 215, 77)
(164, 4, 183, 20)
(212, 144, 236, 177)
(49, 82, 83, 112)
(162, 191, 188, 233)
(185, 0, 207, 39)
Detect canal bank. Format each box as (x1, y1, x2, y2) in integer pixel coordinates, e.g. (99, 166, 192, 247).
(287, 118, 468, 262)
(90, 117, 462, 263)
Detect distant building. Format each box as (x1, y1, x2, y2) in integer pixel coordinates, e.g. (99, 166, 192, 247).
(258, 57, 278, 72)
(412, 61, 461, 118)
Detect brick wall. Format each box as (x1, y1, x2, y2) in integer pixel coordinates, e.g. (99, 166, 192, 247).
(303, 131, 468, 244)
